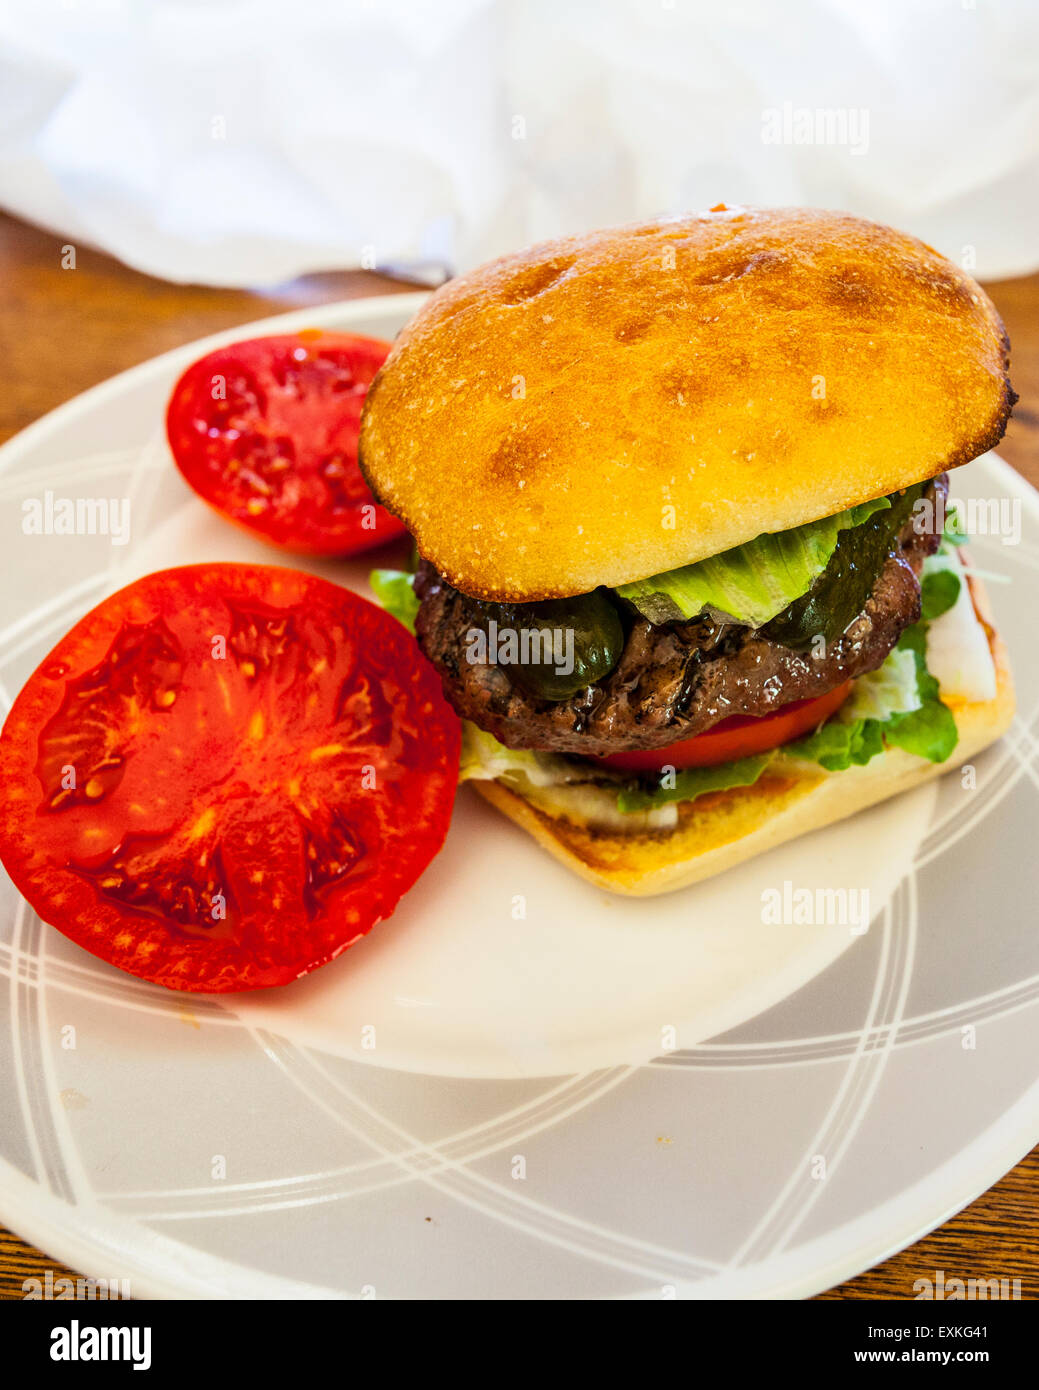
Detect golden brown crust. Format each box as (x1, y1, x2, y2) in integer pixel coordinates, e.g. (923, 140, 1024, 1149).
(470, 611, 1015, 896)
(359, 207, 1014, 601)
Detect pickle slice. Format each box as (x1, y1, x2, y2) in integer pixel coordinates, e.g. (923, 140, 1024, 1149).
(473, 590, 625, 701)
(762, 484, 926, 650)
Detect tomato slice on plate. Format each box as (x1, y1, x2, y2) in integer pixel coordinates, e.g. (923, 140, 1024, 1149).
(166, 332, 406, 556)
(598, 681, 854, 772)
(0, 565, 460, 992)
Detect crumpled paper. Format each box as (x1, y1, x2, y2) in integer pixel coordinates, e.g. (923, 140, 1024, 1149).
(1, 0, 1036, 286)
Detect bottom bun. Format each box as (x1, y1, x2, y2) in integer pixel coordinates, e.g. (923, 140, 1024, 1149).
(471, 594, 1015, 897)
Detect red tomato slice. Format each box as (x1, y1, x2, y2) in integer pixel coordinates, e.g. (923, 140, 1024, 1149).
(166, 332, 406, 556)
(0, 565, 459, 993)
(599, 681, 854, 772)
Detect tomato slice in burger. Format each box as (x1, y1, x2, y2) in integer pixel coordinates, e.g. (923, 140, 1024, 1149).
(599, 681, 854, 772)
(166, 332, 406, 556)
(0, 565, 459, 992)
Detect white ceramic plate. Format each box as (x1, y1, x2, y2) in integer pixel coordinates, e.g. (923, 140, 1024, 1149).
(1, 294, 1037, 1299)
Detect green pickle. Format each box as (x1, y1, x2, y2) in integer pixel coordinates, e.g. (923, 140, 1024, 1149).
(763, 483, 926, 649)
(480, 589, 624, 701)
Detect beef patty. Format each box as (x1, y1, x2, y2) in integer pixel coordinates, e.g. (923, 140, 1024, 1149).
(415, 476, 946, 756)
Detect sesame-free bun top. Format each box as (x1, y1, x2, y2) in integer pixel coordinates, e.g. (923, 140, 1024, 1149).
(359, 207, 1013, 601)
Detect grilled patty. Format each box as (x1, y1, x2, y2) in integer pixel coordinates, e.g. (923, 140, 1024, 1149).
(415, 476, 946, 756)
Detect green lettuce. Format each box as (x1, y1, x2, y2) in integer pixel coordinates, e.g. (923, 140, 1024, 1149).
(369, 568, 419, 633)
(783, 621, 957, 772)
(920, 562, 962, 621)
(460, 721, 773, 815)
(459, 722, 578, 788)
(616, 755, 773, 813)
(880, 623, 959, 763)
(615, 497, 891, 627)
(781, 718, 885, 771)
(838, 645, 921, 722)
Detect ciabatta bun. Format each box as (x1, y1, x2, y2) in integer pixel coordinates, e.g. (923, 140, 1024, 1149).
(359, 207, 1013, 601)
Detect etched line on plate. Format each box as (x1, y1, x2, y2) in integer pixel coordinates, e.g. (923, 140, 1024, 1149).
(122, 1031, 723, 1282)
(761, 875, 918, 1261)
(649, 971, 1039, 1068)
(9, 903, 77, 1201)
(7, 898, 47, 1184)
(101, 1069, 620, 1204)
(727, 877, 914, 1265)
(34, 924, 94, 1204)
(0, 446, 160, 504)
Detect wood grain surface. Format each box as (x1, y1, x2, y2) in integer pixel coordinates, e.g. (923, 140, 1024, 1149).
(0, 211, 1035, 1301)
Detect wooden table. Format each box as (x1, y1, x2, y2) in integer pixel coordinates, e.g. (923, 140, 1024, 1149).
(0, 211, 1036, 1300)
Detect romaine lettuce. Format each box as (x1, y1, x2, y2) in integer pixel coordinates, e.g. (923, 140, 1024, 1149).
(616, 755, 774, 812)
(837, 645, 921, 723)
(614, 496, 892, 627)
(459, 722, 579, 788)
(782, 621, 957, 772)
(369, 568, 419, 633)
(920, 565, 962, 621)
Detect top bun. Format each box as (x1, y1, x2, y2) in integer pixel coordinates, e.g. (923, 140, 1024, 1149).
(359, 207, 1013, 602)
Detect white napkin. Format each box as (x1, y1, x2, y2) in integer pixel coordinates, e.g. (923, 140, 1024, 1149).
(1, 0, 1036, 286)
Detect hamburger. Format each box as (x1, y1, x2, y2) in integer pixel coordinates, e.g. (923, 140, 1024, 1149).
(359, 206, 1016, 895)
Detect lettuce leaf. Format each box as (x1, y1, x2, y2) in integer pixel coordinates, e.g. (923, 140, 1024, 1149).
(783, 621, 957, 772)
(459, 723, 685, 830)
(461, 720, 773, 816)
(781, 718, 885, 772)
(920, 565, 962, 620)
(459, 721, 578, 788)
(881, 623, 959, 763)
(369, 568, 419, 633)
(616, 754, 773, 812)
(615, 496, 891, 627)
(838, 645, 921, 723)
